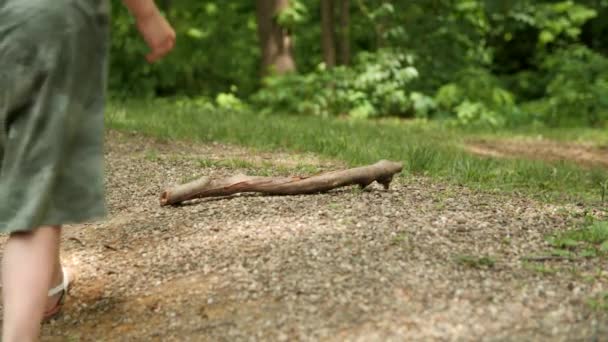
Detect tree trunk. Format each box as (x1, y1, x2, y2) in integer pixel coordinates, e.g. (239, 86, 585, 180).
(338, 0, 351, 65)
(160, 160, 403, 206)
(321, 0, 336, 68)
(256, 0, 297, 75)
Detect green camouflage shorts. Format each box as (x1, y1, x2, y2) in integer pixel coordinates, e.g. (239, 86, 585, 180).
(0, 0, 110, 233)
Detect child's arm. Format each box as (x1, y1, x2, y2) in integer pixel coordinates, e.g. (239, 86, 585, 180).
(121, 0, 158, 19)
(122, 0, 176, 63)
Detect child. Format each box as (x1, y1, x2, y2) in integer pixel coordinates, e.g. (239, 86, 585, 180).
(0, 0, 175, 340)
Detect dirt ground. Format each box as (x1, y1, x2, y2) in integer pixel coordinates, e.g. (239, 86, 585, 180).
(2, 131, 607, 341)
(466, 138, 608, 169)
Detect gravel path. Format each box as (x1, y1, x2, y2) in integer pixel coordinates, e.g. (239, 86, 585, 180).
(17, 131, 607, 341)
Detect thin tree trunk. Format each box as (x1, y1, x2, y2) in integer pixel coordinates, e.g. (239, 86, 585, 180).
(160, 160, 403, 206)
(256, 0, 297, 75)
(321, 0, 336, 68)
(338, 0, 351, 65)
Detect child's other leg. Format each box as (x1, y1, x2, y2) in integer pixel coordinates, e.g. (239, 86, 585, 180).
(2, 226, 62, 342)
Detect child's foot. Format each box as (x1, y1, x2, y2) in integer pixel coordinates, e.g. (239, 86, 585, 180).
(43, 267, 73, 321)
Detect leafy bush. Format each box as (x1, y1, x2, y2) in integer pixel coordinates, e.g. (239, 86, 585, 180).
(251, 50, 426, 118)
(105, 0, 608, 129)
(216, 92, 246, 111)
(523, 45, 608, 126)
(533, 1, 597, 46)
(434, 68, 527, 128)
(109, 1, 260, 98)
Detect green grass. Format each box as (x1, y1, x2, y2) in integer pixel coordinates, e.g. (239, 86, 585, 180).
(547, 221, 608, 258)
(390, 232, 410, 246)
(293, 164, 322, 175)
(453, 254, 496, 269)
(144, 149, 161, 162)
(197, 157, 322, 177)
(588, 292, 608, 312)
(523, 262, 559, 275)
(107, 99, 608, 204)
(475, 126, 608, 146)
(198, 157, 257, 170)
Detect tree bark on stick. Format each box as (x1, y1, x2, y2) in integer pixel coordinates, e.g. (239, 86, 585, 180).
(160, 160, 402, 206)
(256, 0, 297, 75)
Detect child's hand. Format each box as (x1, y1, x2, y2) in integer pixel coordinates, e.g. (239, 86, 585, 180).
(135, 9, 176, 63)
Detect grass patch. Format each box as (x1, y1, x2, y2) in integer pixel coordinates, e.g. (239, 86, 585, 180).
(197, 157, 323, 177)
(328, 201, 341, 210)
(549, 248, 577, 259)
(67, 335, 82, 342)
(293, 164, 322, 175)
(587, 292, 608, 312)
(391, 232, 409, 246)
(547, 220, 608, 258)
(453, 254, 496, 269)
(523, 262, 559, 275)
(107, 100, 608, 204)
(198, 157, 256, 170)
(144, 149, 161, 162)
(477, 126, 608, 146)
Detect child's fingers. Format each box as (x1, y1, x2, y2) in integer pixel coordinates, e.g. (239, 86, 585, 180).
(145, 52, 157, 63)
(146, 37, 175, 63)
(146, 48, 163, 63)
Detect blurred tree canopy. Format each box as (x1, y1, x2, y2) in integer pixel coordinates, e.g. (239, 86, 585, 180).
(109, 0, 608, 127)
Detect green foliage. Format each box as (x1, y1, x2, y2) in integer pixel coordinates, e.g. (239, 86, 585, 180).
(406, 145, 438, 174)
(251, 0, 607, 127)
(524, 45, 608, 126)
(107, 0, 608, 128)
(252, 50, 423, 118)
(533, 1, 597, 46)
(523, 262, 558, 275)
(587, 292, 608, 312)
(277, 0, 309, 29)
(216, 86, 247, 111)
(453, 255, 496, 269)
(488, 1, 597, 46)
(434, 69, 524, 128)
(109, 0, 259, 97)
(547, 220, 608, 257)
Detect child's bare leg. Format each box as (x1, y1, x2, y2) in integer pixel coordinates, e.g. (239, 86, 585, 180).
(2, 226, 62, 342)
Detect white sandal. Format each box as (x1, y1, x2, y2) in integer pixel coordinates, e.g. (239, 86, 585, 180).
(43, 267, 71, 322)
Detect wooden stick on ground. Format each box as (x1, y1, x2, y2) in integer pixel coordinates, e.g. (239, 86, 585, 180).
(160, 160, 403, 206)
